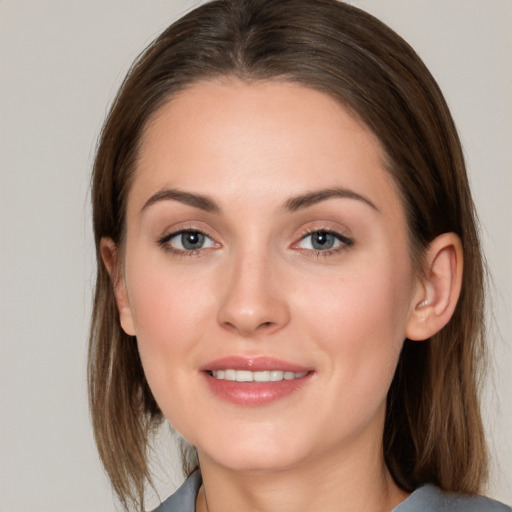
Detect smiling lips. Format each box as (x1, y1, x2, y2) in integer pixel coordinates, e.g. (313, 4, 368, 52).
(210, 369, 308, 382)
(202, 357, 312, 405)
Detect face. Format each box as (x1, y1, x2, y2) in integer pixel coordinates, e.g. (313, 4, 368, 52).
(112, 80, 421, 474)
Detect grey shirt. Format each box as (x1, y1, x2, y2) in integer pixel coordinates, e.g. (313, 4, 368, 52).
(153, 471, 511, 512)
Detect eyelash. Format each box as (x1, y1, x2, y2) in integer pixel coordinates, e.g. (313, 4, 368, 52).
(157, 227, 353, 258)
(295, 228, 354, 258)
(157, 228, 216, 257)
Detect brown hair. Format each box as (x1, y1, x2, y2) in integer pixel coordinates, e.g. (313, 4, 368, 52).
(88, 0, 488, 509)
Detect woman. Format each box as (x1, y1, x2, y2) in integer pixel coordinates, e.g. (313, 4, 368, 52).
(88, 1, 510, 511)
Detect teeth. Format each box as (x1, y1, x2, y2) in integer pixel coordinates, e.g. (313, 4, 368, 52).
(236, 370, 253, 382)
(224, 369, 236, 381)
(211, 369, 308, 382)
(270, 370, 283, 381)
(254, 371, 269, 382)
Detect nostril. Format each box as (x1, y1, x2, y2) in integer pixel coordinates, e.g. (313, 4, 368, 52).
(256, 321, 276, 332)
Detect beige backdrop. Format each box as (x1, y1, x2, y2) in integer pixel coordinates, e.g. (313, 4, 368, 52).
(0, 1, 510, 510)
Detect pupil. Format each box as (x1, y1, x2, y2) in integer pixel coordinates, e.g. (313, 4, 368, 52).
(312, 232, 334, 250)
(182, 232, 204, 250)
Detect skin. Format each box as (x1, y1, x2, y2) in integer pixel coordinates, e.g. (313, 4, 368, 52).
(102, 80, 463, 512)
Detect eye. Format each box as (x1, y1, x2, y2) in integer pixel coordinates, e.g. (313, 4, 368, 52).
(296, 230, 353, 252)
(160, 230, 216, 252)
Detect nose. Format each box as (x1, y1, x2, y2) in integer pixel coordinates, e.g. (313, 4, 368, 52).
(216, 248, 291, 337)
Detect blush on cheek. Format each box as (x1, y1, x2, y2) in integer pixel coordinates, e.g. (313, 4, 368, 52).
(298, 268, 408, 375)
(129, 268, 213, 359)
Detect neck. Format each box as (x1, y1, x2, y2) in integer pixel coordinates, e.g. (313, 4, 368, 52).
(195, 432, 408, 512)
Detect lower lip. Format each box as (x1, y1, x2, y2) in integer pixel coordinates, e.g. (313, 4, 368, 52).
(203, 372, 312, 406)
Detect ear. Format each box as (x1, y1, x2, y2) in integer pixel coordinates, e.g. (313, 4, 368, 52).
(100, 237, 136, 336)
(406, 233, 463, 341)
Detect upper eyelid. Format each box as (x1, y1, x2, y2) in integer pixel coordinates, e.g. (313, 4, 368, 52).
(158, 224, 217, 241)
(297, 231, 353, 247)
(155, 222, 353, 248)
(296, 224, 353, 241)
(300, 226, 348, 237)
(160, 227, 210, 239)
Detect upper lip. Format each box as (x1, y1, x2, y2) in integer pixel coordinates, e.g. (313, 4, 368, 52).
(200, 356, 311, 373)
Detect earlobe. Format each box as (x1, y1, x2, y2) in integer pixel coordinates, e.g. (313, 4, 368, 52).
(100, 237, 136, 336)
(406, 233, 463, 341)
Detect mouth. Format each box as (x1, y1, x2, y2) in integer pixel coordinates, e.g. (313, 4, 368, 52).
(201, 357, 313, 406)
(207, 369, 309, 382)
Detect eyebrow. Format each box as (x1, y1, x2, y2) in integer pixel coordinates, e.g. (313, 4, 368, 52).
(141, 186, 378, 215)
(141, 189, 221, 214)
(283, 187, 379, 212)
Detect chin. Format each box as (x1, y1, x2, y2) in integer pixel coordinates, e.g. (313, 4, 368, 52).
(202, 448, 303, 474)
(194, 425, 314, 473)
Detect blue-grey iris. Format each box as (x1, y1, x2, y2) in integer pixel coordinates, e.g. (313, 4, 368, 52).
(181, 232, 205, 250)
(311, 232, 335, 250)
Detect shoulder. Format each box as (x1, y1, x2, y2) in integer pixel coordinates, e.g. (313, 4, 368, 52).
(151, 471, 202, 512)
(393, 484, 511, 512)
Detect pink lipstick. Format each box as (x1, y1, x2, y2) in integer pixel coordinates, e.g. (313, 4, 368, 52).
(200, 357, 313, 406)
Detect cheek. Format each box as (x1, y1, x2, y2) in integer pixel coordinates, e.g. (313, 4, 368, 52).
(123, 254, 213, 398)
(125, 263, 214, 431)
(126, 249, 211, 341)
(300, 258, 410, 329)
(294, 253, 412, 388)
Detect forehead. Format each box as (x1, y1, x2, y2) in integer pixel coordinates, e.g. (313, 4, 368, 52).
(131, 79, 401, 217)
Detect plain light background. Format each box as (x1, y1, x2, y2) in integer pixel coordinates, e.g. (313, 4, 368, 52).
(0, 1, 510, 510)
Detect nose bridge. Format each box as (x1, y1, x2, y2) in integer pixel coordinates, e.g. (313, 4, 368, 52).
(217, 241, 290, 336)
